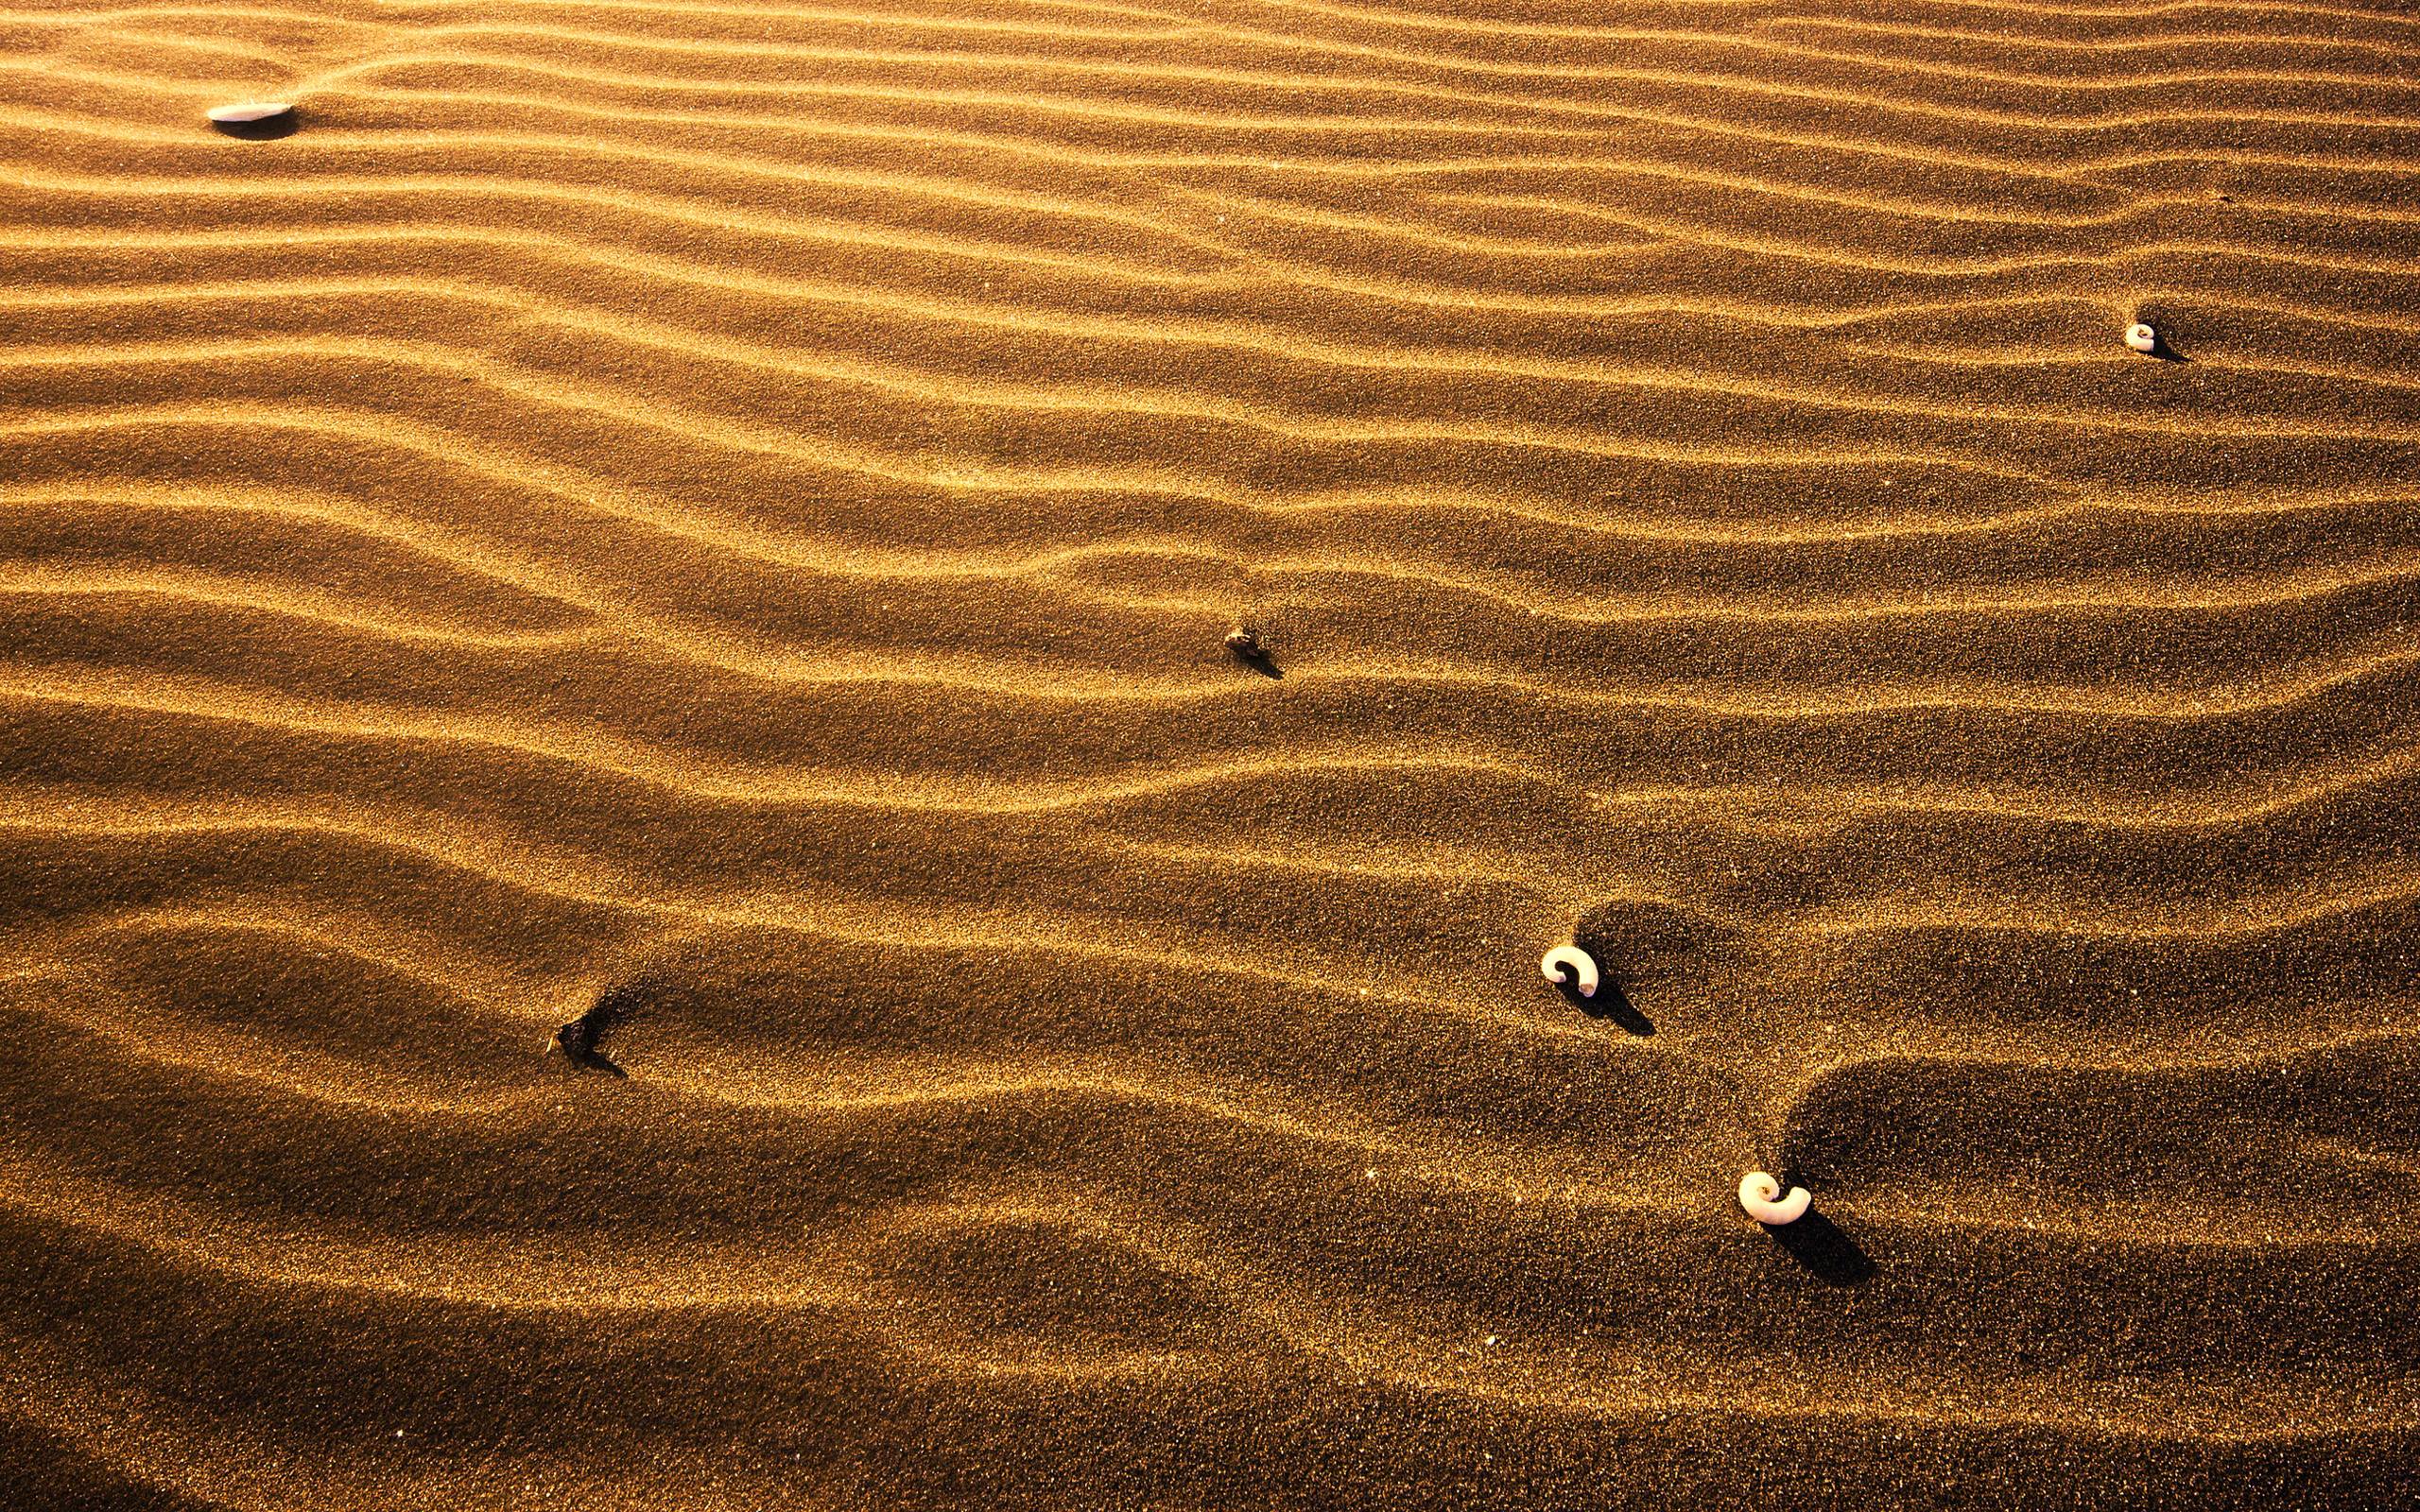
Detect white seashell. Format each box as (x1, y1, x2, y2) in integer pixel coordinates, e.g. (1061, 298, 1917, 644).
(1737, 1171, 1811, 1226)
(2123, 322, 2157, 353)
(206, 101, 294, 124)
(1539, 943, 1598, 997)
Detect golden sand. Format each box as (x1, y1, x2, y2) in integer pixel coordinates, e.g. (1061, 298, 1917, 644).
(3, 0, 2418, 1504)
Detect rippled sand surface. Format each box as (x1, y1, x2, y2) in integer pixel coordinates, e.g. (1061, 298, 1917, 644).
(3, 0, 2418, 1505)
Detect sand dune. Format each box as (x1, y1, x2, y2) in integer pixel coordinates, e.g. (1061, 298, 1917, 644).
(3, 0, 2417, 1505)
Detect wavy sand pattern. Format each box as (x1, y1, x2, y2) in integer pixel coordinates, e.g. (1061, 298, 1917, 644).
(3, 0, 2419, 1505)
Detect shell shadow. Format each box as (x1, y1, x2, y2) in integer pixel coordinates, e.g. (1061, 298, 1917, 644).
(2133, 321, 2189, 363)
(1768, 1209, 1873, 1287)
(212, 115, 299, 141)
(1555, 974, 1653, 1036)
(1232, 647, 1282, 679)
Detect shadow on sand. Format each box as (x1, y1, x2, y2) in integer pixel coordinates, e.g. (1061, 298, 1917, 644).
(212, 115, 300, 141)
(1233, 648, 1282, 679)
(548, 981, 653, 1077)
(1556, 975, 1654, 1036)
(1769, 1210, 1873, 1287)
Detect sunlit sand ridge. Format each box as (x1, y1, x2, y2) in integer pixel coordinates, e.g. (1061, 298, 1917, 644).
(2, 0, 2418, 1505)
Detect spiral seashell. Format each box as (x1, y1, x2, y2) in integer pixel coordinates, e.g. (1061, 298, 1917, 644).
(1539, 944, 1599, 997)
(2123, 322, 2158, 353)
(1737, 1171, 1811, 1226)
(206, 101, 294, 124)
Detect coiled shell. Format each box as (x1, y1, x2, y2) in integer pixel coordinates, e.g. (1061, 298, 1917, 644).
(1539, 944, 1599, 997)
(1737, 1171, 1811, 1226)
(2123, 322, 2158, 353)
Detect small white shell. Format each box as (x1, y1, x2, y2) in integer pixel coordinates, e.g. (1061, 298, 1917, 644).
(1539, 944, 1598, 997)
(1737, 1171, 1811, 1226)
(2123, 322, 2157, 353)
(206, 101, 294, 124)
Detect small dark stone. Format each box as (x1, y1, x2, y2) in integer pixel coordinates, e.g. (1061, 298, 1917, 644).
(547, 984, 642, 1076)
(548, 1018, 596, 1060)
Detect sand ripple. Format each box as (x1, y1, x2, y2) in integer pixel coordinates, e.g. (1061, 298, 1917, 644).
(3, 0, 2417, 1505)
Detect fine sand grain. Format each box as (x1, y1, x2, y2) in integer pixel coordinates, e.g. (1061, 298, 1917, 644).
(3, 0, 2418, 1506)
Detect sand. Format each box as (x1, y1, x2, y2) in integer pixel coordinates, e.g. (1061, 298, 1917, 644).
(2, 0, 2418, 1505)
